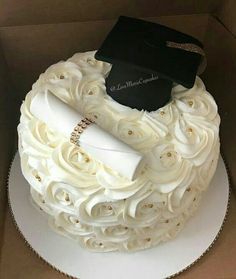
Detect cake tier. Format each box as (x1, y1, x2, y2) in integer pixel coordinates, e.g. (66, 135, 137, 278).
(18, 51, 220, 252)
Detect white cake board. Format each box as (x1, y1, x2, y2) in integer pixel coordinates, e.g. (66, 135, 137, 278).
(8, 153, 229, 279)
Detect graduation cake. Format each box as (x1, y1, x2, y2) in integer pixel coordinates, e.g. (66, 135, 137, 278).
(18, 17, 220, 252)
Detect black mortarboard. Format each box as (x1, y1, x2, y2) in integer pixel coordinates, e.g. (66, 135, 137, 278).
(95, 16, 204, 111)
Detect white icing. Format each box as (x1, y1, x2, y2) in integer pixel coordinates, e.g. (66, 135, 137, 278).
(18, 50, 220, 252)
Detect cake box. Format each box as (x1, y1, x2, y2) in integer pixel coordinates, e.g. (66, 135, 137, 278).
(0, 1, 236, 278)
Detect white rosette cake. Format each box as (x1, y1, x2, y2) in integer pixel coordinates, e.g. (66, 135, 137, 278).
(18, 51, 220, 252)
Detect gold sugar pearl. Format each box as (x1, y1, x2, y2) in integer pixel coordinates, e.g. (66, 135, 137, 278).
(75, 219, 80, 224)
(160, 110, 165, 116)
(65, 193, 70, 202)
(99, 242, 103, 246)
(124, 226, 128, 230)
(177, 223, 180, 226)
(144, 203, 153, 209)
(186, 187, 191, 192)
(87, 58, 96, 65)
(128, 130, 133, 135)
(167, 152, 172, 157)
(107, 205, 113, 210)
(35, 174, 41, 182)
(188, 100, 193, 107)
(85, 157, 90, 163)
(146, 238, 151, 242)
(88, 91, 93, 95)
(59, 75, 65, 79)
(187, 127, 193, 133)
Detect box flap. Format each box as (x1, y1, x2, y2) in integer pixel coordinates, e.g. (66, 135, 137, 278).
(217, 0, 236, 37)
(0, 0, 220, 27)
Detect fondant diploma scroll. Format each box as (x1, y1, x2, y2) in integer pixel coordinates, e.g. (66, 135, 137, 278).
(30, 91, 145, 180)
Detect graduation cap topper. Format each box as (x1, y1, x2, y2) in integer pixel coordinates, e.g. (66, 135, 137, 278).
(95, 16, 206, 111)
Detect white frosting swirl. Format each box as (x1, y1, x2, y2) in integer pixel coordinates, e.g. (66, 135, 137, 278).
(18, 51, 220, 252)
(51, 212, 93, 237)
(33, 61, 83, 107)
(49, 142, 100, 191)
(112, 114, 162, 152)
(68, 51, 111, 75)
(171, 113, 218, 166)
(147, 143, 195, 194)
(77, 191, 122, 226)
(96, 166, 148, 199)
